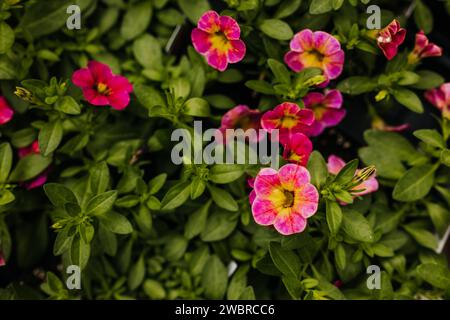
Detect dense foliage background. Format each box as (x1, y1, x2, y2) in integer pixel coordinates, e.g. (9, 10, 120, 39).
(0, 0, 449, 300)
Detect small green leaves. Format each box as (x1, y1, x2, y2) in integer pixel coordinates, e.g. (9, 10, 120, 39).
(183, 98, 210, 117)
(413, 129, 445, 149)
(392, 88, 424, 113)
(0, 142, 13, 183)
(416, 263, 450, 289)
(54, 96, 81, 115)
(208, 184, 238, 211)
(259, 19, 293, 40)
(326, 200, 342, 235)
(39, 120, 63, 156)
(9, 154, 52, 182)
(0, 22, 15, 54)
(121, 1, 152, 40)
(202, 255, 228, 299)
(100, 211, 133, 235)
(307, 151, 328, 188)
(44, 183, 78, 207)
(269, 242, 301, 278)
(160, 181, 191, 210)
(414, 0, 433, 34)
(342, 209, 374, 242)
(85, 190, 118, 216)
(209, 164, 244, 184)
(393, 164, 436, 202)
(337, 76, 376, 95)
(309, 0, 333, 14)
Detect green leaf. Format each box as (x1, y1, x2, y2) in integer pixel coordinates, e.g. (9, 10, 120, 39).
(404, 225, 437, 250)
(54, 96, 81, 115)
(53, 226, 73, 256)
(269, 242, 301, 278)
(441, 149, 450, 168)
(164, 235, 188, 262)
(309, 0, 333, 14)
(209, 164, 245, 184)
(121, 1, 152, 40)
(135, 84, 166, 110)
(334, 159, 358, 184)
(183, 98, 210, 117)
(259, 19, 293, 40)
(128, 255, 146, 290)
(44, 183, 78, 207)
(0, 142, 13, 183)
(393, 164, 436, 202)
(392, 88, 424, 113)
(184, 200, 211, 239)
(342, 209, 374, 242)
(100, 211, 133, 234)
(0, 22, 15, 54)
(190, 177, 206, 200)
(133, 34, 162, 68)
(208, 185, 238, 211)
(245, 80, 275, 94)
(202, 255, 228, 299)
(147, 173, 167, 195)
(414, 0, 433, 34)
(177, 0, 210, 24)
(335, 243, 346, 270)
(337, 76, 376, 95)
(143, 279, 166, 299)
(326, 200, 342, 235)
(9, 154, 52, 182)
(70, 235, 90, 270)
(39, 120, 63, 156)
(200, 209, 238, 242)
(412, 70, 444, 90)
(160, 181, 191, 210)
(227, 266, 249, 300)
(89, 162, 110, 195)
(85, 190, 118, 216)
(413, 129, 445, 149)
(268, 59, 290, 84)
(417, 263, 450, 289)
(307, 151, 328, 188)
(274, 0, 302, 18)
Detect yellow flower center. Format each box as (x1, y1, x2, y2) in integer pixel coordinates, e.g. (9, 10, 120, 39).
(209, 32, 231, 53)
(303, 50, 325, 68)
(312, 105, 327, 121)
(280, 115, 298, 129)
(97, 83, 111, 95)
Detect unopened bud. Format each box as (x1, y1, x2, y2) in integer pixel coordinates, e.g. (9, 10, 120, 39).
(353, 166, 376, 186)
(375, 90, 388, 102)
(304, 75, 327, 87)
(14, 87, 36, 103)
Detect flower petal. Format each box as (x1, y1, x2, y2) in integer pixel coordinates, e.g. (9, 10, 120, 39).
(220, 15, 240, 40)
(323, 50, 345, 79)
(327, 155, 346, 175)
(108, 75, 133, 93)
(323, 90, 343, 109)
(274, 210, 307, 235)
(72, 68, 94, 88)
(88, 61, 113, 84)
(290, 29, 314, 52)
(278, 164, 311, 190)
(206, 49, 228, 71)
(198, 10, 221, 33)
(227, 39, 246, 63)
(314, 31, 341, 55)
(284, 51, 303, 72)
(294, 184, 319, 218)
(252, 197, 278, 225)
(108, 91, 131, 110)
(83, 88, 109, 106)
(192, 28, 212, 54)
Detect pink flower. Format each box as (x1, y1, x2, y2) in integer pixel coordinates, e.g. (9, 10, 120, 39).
(261, 102, 314, 144)
(327, 155, 378, 198)
(409, 31, 442, 63)
(72, 61, 133, 110)
(0, 96, 14, 125)
(282, 133, 313, 166)
(376, 20, 406, 60)
(218, 105, 262, 142)
(0, 251, 5, 267)
(425, 83, 450, 119)
(18, 140, 49, 190)
(284, 29, 345, 84)
(302, 90, 346, 137)
(251, 164, 319, 235)
(191, 10, 246, 71)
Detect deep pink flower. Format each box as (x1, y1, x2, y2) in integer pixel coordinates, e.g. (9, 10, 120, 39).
(251, 164, 319, 235)
(0, 96, 14, 125)
(302, 90, 346, 137)
(409, 31, 442, 63)
(191, 10, 246, 71)
(327, 155, 378, 198)
(261, 102, 314, 144)
(72, 61, 133, 110)
(18, 140, 49, 190)
(376, 20, 406, 60)
(284, 29, 345, 84)
(0, 251, 5, 267)
(425, 83, 450, 119)
(218, 105, 262, 142)
(282, 133, 313, 166)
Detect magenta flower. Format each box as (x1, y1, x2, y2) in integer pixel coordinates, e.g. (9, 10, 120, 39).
(409, 31, 442, 63)
(251, 164, 319, 235)
(261, 102, 314, 144)
(284, 29, 345, 84)
(376, 20, 406, 60)
(327, 155, 379, 198)
(218, 105, 262, 142)
(191, 10, 246, 71)
(302, 90, 346, 137)
(425, 83, 450, 120)
(0, 251, 5, 267)
(282, 132, 313, 167)
(18, 140, 49, 190)
(72, 61, 133, 110)
(0, 96, 14, 125)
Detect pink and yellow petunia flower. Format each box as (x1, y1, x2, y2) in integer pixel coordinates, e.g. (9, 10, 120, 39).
(301, 89, 346, 137)
(376, 20, 406, 60)
(282, 132, 313, 167)
(72, 61, 133, 110)
(425, 83, 450, 119)
(251, 164, 319, 235)
(284, 29, 345, 84)
(261, 102, 314, 144)
(327, 155, 379, 198)
(218, 105, 262, 142)
(191, 10, 246, 72)
(18, 140, 49, 190)
(408, 31, 442, 64)
(0, 96, 14, 125)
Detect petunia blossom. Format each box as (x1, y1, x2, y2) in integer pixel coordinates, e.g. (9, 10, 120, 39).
(191, 10, 246, 71)
(261, 102, 314, 144)
(0, 96, 14, 125)
(72, 61, 133, 110)
(251, 164, 319, 235)
(282, 133, 313, 167)
(18, 140, 49, 190)
(408, 31, 442, 64)
(218, 105, 262, 142)
(0, 251, 5, 267)
(424, 83, 450, 120)
(376, 20, 406, 60)
(327, 155, 378, 198)
(301, 89, 346, 137)
(284, 29, 345, 84)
